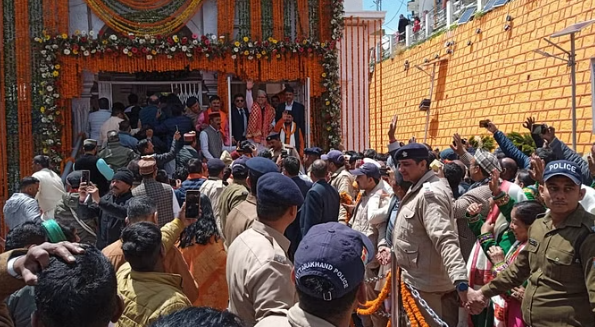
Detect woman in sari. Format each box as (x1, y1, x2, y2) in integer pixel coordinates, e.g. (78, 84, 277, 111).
(178, 195, 228, 309)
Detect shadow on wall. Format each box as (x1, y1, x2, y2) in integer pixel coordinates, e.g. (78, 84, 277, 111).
(428, 59, 449, 141)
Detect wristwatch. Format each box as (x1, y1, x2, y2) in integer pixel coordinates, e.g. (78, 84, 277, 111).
(455, 281, 469, 292)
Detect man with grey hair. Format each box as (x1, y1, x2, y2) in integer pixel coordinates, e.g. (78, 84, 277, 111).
(101, 195, 200, 303)
(246, 89, 276, 151)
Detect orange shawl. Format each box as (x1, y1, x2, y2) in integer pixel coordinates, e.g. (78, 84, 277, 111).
(246, 103, 276, 144)
(178, 238, 228, 309)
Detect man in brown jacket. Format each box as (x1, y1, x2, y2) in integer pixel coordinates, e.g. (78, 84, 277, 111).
(392, 143, 469, 327)
(101, 196, 199, 303)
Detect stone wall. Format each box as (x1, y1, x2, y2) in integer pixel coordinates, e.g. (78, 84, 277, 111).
(369, 0, 595, 154)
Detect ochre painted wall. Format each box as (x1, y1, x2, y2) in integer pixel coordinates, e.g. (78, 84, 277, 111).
(369, 0, 595, 154)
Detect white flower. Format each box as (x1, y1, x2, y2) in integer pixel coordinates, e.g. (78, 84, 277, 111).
(170, 47, 176, 52)
(150, 38, 156, 44)
(231, 54, 237, 59)
(41, 118, 48, 123)
(81, 30, 87, 36)
(211, 34, 217, 40)
(167, 55, 173, 59)
(146, 54, 153, 60)
(41, 50, 47, 55)
(45, 98, 52, 104)
(63, 49, 71, 55)
(139, 39, 145, 44)
(205, 53, 210, 58)
(248, 55, 253, 60)
(52, 44, 58, 49)
(89, 31, 95, 36)
(192, 40, 198, 45)
(91, 49, 96, 53)
(83, 50, 90, 56)
(144, 34, 150, 39)
(47, 139, 54, 145)
(248, 42, 253, 47)
(47, 115, 53, 120)
(123, 48, 129, 54)
(186, 53, 192, 57)
(109, 34, 117, 41)
(233, 47, 239, 52)
(41, 73, 47, 78)
(46, 86, 53, 92)
(53, 93, 60, 98)
(182, 46, 188, 51)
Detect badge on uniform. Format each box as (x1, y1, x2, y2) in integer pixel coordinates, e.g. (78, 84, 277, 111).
(273, 254, 287, 264)
(422, 182, 435, 198)
(528, 238, 538, 247)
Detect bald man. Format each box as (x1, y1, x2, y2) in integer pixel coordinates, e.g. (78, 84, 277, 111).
(499, 157, 518, 182)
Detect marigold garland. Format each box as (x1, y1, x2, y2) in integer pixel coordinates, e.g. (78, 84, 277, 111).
(340, 191, 362, 224)
(400, 280, 429, 326)
(356, 270, 392, 316)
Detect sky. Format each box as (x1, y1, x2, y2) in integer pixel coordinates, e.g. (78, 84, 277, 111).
(362, 0, 409, 34)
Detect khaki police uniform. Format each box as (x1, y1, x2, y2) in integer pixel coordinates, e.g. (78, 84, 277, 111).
(329, 166, 355, 223)
(226, 220, 295, 326)
(199, 177, 226, 235)
(224, 194, 257, 248)
(481, 205, 595, 327)
(271, 145, 300, 162)
(392, 170, 468, 327)
(218, 181, 249, 234)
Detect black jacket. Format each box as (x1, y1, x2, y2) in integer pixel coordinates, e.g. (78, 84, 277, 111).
(231, 106, 250, 144)
(78, 190, 133, 249)
(285, 176, 313, 260)
(300, 179, 340, 238)
(75, 154, 110, 196)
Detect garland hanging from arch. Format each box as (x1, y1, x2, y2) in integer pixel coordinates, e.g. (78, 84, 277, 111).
(33, 0, 344, 164)
(83, 0, 206, 35)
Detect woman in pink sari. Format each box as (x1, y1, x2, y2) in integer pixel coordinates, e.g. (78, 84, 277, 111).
(485, 200, 545, 327)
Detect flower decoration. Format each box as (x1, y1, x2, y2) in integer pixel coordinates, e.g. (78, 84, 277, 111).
(34, 0, 345, 162)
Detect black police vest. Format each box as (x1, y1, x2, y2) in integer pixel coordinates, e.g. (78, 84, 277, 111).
(75, 154, 110, 195)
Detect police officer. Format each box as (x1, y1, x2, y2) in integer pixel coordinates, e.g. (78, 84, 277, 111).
(267, 132, 300, 164)
(393, 143, 469, 327)
(467, 160, 595, 326)
(219, 156, 250, 235)
(223, 157, 279, 248)
(226, 172, 305, 326)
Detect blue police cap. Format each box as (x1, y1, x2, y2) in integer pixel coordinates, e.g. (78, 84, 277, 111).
(256, 172, 304, 207)
(246, 157, 279, 176)
(231, 155, 249, 176)
(294, 222, 374, 301)
(350, 162, 381, 179)
(304, 147, 323, 156)
(544, 160, 582, 185)
(207, 158, 226, 172)
(394, 143, 430, 161)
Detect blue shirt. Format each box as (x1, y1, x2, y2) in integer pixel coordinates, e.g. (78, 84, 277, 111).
(118, 132, 139, 150)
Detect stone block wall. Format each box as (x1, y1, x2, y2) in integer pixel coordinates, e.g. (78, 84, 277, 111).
(369, 0, 595, 154)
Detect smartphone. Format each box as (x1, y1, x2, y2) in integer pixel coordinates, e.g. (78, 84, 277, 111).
(185, 190, 200, 218)
(80, 170, 91, 185)
(532, 124, 548, 134)
(281, 149, 289, 159)
(479, 119, 490, 128)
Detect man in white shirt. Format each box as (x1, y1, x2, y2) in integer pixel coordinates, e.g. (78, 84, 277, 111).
(31, 155, 65, 219)
(88, 98, 111, 142)
(99, 104, 125, 147)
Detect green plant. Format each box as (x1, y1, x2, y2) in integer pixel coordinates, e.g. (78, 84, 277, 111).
(468, 135, 496, 151)
(448, 24, 458, 31)
(506, 132, 536, 156)
(474, 11, 486, 19)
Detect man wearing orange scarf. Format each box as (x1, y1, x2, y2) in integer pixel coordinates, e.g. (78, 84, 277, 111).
(274, 110, 304, 157)
(246, 89, 276, 149)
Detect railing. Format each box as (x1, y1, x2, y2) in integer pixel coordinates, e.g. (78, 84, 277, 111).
(372, 0, 479, 63)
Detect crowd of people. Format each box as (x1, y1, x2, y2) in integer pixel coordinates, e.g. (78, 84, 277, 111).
(1, 87, 595, 327)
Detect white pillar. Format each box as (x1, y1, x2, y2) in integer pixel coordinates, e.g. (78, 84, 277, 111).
(425, 12, 431, 38)
(405, 25, 412, 46)
(446, 0, 453, 28)
(477, 0, 483, 10)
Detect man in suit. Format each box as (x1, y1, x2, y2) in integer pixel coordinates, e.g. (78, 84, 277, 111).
(300, 159, 340, 238)
(230, 93, 250, 145)
(276, 86, 305, 135)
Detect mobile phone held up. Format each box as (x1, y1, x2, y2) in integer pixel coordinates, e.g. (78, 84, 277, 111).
(479, 119, 490, 128)
(532, 124, 548, 135)
(80, 170, 91, 185)
(185, 190, 200, 218)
